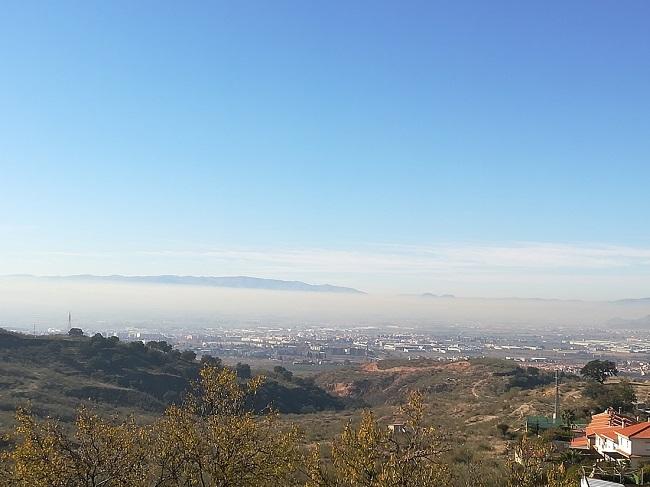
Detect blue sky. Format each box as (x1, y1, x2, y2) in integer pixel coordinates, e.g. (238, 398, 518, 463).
(1, 1, 649, 298)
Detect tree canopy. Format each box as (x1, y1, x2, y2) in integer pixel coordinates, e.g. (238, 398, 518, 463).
(580, 360, 618, 383)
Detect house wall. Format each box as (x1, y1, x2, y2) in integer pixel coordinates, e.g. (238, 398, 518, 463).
(617, 435, 632, 455)
(595, 434, 623, 455)
(630, 437, 650, 456)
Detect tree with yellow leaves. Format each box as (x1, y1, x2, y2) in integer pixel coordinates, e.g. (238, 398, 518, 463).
(1, 407, 149, 487)
(148, 365, 303, 487)
(1, 365, 303, 487)
(305, 391, 452, 487)
(506, 435, 578, 487)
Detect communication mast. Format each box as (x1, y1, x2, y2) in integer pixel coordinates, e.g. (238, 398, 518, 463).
(68, 311, 72, 331)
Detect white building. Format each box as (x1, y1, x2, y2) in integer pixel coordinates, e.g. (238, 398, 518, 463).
(589, 420, 650, 466)
(613, 422, 650, 461)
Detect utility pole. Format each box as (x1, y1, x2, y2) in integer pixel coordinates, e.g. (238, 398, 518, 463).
(553, 369, 560, 422)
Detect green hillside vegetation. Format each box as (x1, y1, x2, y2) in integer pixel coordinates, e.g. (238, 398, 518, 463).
(0, 329, 346, 429)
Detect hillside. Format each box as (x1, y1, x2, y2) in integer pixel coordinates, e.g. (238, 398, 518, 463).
(0, 329, 345, 429)
(1, 329, 639, 460)
(293, 358, 605, 447)
(0, 329, 604, 429)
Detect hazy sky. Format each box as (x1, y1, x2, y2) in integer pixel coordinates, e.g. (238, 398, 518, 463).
(1, 2, 649, 298)
(3, 278, 650, 331)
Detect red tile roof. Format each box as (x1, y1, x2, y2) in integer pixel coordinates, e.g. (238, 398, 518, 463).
(570, 410, 643, 451)
(592, 426, 623, 441)
(618, 422, 650, 439)
(570, 436, 589, 448)
(585, 409, 635, 436)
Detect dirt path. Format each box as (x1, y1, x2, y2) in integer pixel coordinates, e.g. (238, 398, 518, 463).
(465, 414, 499, 424)
(471, 378, 488, 398)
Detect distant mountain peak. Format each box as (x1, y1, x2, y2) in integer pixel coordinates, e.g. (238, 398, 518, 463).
(612, 297, 650, 305)
(420, 293, 456, 299)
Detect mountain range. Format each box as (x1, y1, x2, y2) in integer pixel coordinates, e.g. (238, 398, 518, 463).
(30, 274, 365, 294)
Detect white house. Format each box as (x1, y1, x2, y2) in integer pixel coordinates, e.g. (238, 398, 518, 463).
(613, 422, 650, 464)
(589, 421, 650, 466)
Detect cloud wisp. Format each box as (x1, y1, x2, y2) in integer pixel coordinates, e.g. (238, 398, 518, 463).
(137, 242, 650, 273)
(4, 242, 650, 299)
